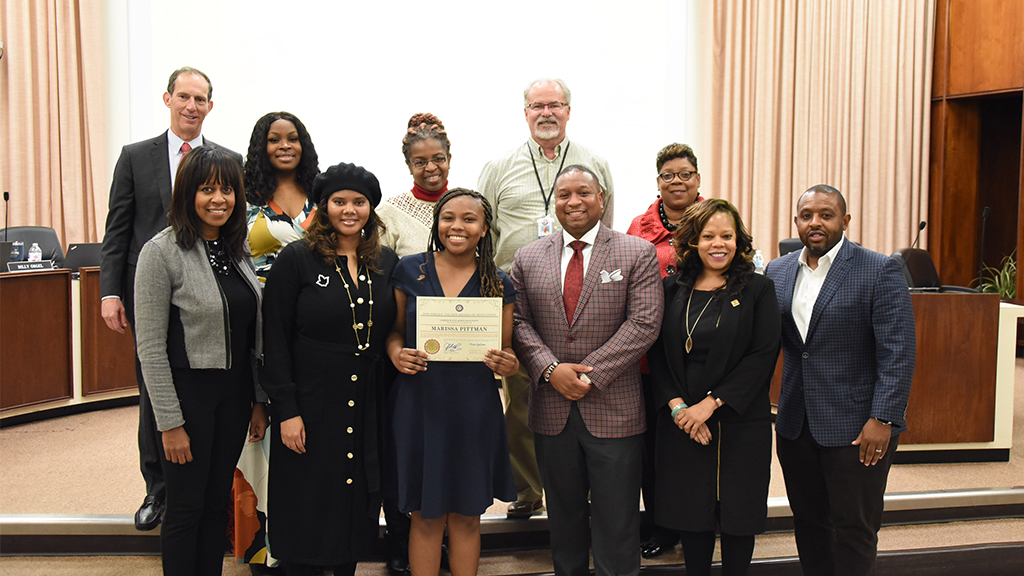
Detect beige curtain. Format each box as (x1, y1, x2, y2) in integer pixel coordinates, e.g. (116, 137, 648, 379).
(706, 0, 935, 258)
(0, 0, 106, 245)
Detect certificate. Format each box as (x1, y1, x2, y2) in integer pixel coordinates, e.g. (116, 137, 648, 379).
(416, 296, 503, 362)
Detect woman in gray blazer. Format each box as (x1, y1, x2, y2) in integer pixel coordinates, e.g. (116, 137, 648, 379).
(134, 146, 267, 576)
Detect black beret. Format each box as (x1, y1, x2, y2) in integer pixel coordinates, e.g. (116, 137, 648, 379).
(311, 162, 381, 207)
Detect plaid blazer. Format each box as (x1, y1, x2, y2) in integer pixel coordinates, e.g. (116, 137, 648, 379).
(511, 224, 664, 438)
(766, 239, 915, 447)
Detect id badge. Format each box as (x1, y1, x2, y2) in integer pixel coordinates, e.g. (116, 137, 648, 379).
(536, 215, 556, 237)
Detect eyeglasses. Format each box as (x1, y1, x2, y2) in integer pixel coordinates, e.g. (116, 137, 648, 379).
(658, 170, 697, 183)
(526, 102, 567, 112)
(410, 155, 449, 169)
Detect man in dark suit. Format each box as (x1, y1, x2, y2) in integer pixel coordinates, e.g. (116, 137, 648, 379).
(99, 66, 241, 531)
(766, 185, 915, 576)
(511, 165, 664, 576)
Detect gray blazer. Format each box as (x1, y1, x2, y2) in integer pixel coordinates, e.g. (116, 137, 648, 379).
(134, 227, 265, 431)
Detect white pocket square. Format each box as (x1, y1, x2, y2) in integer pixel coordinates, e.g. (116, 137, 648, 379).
(600, 269, 623, 283)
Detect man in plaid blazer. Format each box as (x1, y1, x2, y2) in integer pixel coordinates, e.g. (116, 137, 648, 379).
(511, 165, 664, 576)
(766, 185, 915, 576)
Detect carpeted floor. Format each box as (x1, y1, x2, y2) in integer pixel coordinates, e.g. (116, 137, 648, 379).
(2, 361, 1024, 575)
(3, 360, 1023, 515)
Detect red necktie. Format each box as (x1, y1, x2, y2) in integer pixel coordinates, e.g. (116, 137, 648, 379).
(180, 142, 192, 156)
(563, 240, 586, 323)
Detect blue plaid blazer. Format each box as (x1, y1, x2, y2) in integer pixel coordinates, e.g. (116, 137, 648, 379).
(511, 224, 664, 438)
(765, 239, 915, 447)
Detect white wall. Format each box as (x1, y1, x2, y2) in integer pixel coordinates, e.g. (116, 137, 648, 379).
(102, 0, 710, 230)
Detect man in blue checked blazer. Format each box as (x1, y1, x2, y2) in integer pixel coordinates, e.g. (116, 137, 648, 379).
(766, 185, 915, 576)
(512, 165, 664, 576)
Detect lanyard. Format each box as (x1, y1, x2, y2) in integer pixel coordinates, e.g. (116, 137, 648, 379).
(528, 141, 570, 215)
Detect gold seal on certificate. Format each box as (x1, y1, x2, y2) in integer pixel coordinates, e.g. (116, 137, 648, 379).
(416, 296, 503, 362)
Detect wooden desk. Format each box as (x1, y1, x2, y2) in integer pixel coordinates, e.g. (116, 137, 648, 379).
(78, 267, 138, 396)
(0, 268, 138, 420)
(0, 270, 74, 410)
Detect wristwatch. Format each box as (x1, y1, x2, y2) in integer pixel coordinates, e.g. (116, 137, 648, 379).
(543, 362, 559, 383)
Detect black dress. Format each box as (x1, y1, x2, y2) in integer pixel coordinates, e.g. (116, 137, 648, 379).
(262, 241, 398, 565)
(648, 275, 781, 536)
(385, 252, 517, 518)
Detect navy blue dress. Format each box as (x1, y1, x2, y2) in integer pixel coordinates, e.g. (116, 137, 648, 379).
(387, 252, 517, 519)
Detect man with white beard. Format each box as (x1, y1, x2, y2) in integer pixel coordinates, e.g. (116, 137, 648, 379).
(477, 78, 615, 519)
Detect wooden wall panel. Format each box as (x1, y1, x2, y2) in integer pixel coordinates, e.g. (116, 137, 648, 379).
(79, 267, 139, 396)
(932, 0, 949, 97)
(934, 100, 982, 286)
(901, 293, 999, 444)
(0, 271, 73, 410)
(948, 0, 1024, 95)
(977, 96, 1023, 276)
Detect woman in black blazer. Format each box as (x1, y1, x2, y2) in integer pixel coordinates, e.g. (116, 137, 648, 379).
(647, 199, 781, 576)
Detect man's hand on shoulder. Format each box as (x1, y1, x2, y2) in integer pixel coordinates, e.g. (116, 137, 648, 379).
(549, 363, 592, 401)
(852, 418, 892, 466)
(101, 298, 129, 333)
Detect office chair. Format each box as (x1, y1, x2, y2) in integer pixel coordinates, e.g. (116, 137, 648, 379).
(779, 238, 803, 256)
(891, 247, 978, 293)
(0, 226, 66, 267)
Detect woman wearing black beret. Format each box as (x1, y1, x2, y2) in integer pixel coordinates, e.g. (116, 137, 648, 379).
(261, 162, 398, 576)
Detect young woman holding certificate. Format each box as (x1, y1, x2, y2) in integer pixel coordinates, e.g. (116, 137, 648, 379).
(261, 162, 398, 576)
(386, 188, 519, 576)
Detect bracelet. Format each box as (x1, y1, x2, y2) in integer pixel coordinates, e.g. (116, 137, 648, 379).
(543, 362, 559, 382)
(670, 403, 688, 419)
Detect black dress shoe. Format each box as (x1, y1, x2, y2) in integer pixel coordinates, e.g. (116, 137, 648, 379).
(385, 529, 411, 576)
(641, 534, 678, 559)
(506, 499, 544, 519)
(134, 495, 164, 531)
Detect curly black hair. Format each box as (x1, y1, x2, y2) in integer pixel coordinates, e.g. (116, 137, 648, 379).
(672, 199, 754, 297)
(244, 111, 319, 205)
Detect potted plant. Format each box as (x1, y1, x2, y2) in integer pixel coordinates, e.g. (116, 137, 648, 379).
(975, 253, 1016, 298)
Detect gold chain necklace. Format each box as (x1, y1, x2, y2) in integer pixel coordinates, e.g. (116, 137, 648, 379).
(335, 261, 373, 352)
(684, 283, 723, 353)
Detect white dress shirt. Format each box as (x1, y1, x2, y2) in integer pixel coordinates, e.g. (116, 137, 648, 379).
(166, 131, 204, 189)
(792, 234, 845, 342)
(560, 224, 601, 289)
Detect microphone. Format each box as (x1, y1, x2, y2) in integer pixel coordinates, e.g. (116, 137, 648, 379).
(3, 192, 8, 242)
(910, 220, 926, 250)
(978, 206, 991, 283)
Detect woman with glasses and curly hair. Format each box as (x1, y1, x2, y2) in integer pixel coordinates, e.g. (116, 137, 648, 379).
(647, 199, 780, 576)
(626, 143, 704, 559)
(378, 112, 453, 258)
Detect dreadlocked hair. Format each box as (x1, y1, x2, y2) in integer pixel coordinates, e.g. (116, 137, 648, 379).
(672, 198, 754, 298)
(401, 113, 451, 162)
(304, 196, 385, 274)
(244, 111, 320, 205)
(429, 188, 503, 299)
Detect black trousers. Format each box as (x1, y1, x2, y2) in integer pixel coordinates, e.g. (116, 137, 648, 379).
(160, 367, 251, 576)
(126, 283, 165, 502)
(535, 403, 642, 576)
(776, 420, 899, 576)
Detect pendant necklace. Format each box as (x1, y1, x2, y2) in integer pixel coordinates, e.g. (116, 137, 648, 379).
(684, 282, 724, 353)
(335, 261, 374, 351)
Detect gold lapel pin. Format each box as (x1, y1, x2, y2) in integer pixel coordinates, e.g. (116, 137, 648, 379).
(731, 299, 740, 307)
